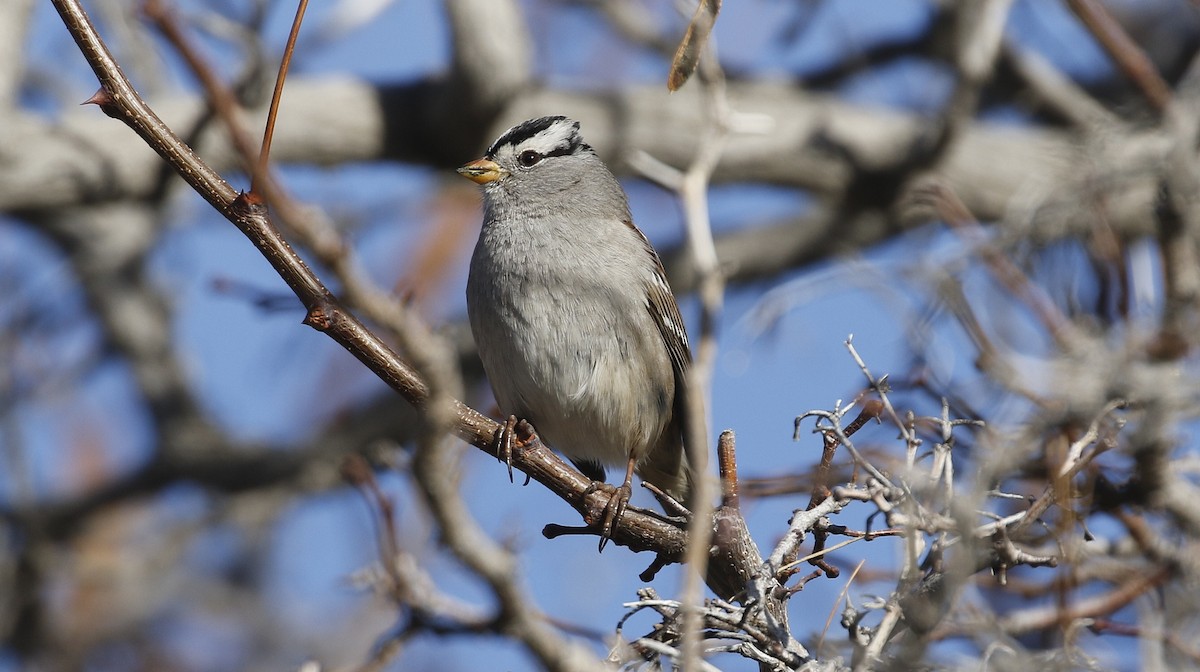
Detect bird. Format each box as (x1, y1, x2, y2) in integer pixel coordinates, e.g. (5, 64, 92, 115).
(458, 115, 695, 549)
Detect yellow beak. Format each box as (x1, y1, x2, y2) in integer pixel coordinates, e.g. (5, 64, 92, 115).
(457, 158, 506, 184)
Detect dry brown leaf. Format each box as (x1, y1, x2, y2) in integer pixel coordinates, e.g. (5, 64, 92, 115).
(668, 0, 721, 91)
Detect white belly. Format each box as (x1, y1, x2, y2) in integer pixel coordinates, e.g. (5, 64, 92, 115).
(467, 260, 674, 467)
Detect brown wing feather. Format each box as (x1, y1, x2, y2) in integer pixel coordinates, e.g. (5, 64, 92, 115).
(624, 221, 692, 373)
(625, 220, 695, 502)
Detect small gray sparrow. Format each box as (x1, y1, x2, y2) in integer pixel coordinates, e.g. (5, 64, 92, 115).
(459, 116, 694, 548)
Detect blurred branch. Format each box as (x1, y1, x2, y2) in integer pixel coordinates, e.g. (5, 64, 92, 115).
(443, 0, 531, 109)
(3, 421, 364, 539)
(999, 40, 1119, 128)
(939, 566, 1170, 638)
(437, 0, 533, 158)
(341, 455, 501, 669)
(929, 0, 1013, 157)
(912, 181, 1079, 348)
(0, 0, 33, 110)
(408, 429, 607, 672)
(3, 75, 1170, 246)
(1153, 59, 1200, 359)
(141, 0, 262, 179)
(598, 0, 678, 55)
(1066, 0, 1172, 113)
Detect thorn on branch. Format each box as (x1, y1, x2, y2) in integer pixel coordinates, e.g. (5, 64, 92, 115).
(795, 399, 883, 574)
(303, 303, 333, 331)
(912, 179, 1075, 347)
(874, 373, 891, 395)
(814, 558, 840, 579)
(779, 570, 823, 598)
(230, 190, 266, 214)
(81, 87, 118, 118)
(988, 528, 1059, 585)
(640, 554, 673, 582)
(341, 453, 406, 602)
(541, 523, 594, 540)
(852, 398, 885, 432)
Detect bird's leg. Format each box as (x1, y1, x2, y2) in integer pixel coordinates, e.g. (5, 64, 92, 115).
(598, 455, 637, 552)
(493, 416, 534, 486)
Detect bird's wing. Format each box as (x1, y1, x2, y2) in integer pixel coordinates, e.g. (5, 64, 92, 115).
(625, 220, 692, 376)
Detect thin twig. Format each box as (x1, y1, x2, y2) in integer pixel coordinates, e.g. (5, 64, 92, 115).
(254, 0, 309, 196)
(1065, 0, 1171, 113)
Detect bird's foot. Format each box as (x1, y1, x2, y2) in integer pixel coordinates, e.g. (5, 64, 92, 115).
(493, 416, 534, 486)
(597, 481, 631, 552)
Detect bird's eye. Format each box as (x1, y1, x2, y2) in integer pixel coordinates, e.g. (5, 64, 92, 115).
(518, 150, 542, 167)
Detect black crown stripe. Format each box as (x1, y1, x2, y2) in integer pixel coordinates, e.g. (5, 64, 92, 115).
(486, 116, 584, 158)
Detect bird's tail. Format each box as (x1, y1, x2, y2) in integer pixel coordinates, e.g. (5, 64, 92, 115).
(638, 433, 694, 507)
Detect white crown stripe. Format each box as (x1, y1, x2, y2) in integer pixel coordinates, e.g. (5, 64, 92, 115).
(489, 117, 581, 157)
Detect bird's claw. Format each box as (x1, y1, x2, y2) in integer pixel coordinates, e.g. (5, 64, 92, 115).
(598, 482, 632, 552)
(494, 416, 533, 486)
